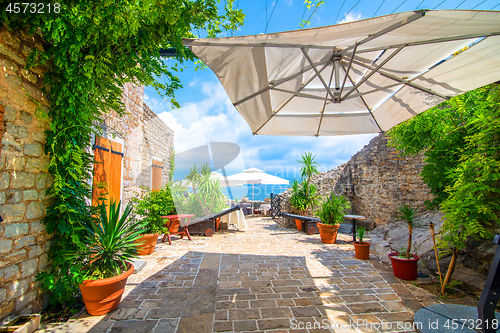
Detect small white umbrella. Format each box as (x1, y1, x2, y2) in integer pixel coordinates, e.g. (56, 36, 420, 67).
(226, 168, 289, 215)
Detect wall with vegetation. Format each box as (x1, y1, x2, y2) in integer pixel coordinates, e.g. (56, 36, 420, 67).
(0, 26, 52, 321)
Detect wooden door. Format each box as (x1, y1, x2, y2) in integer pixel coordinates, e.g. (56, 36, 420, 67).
(152, 159, 163, 191)
(92, 136, 123, 206)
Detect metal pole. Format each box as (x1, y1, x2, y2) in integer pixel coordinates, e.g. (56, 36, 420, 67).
(478, 234, 500, 333)
(252, 184, 255, 217)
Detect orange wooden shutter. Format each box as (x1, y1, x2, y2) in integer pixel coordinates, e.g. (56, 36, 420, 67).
(152, 159, 163, 191)
(92, 137, 123, 206)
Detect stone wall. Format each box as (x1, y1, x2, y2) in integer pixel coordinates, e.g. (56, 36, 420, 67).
(334, 134, 433, 228)
(280, 134, 432, 229)
(99, 83, 174, 205)
(0, 27, 52, 322)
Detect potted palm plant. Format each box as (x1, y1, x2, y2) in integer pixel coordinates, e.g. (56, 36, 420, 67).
(315, 193, 350, 244)
(70, 201, 146, 315)
(132, 187, 176, 255)
(353, 227, 370, 260)
(388, 204, 420, 280)
(289, 179, 307, 231)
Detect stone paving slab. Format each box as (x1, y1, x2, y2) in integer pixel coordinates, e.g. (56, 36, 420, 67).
(36, 217, 447, 333)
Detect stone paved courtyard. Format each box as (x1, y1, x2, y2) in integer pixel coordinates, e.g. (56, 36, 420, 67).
(37, 217, 445, 333)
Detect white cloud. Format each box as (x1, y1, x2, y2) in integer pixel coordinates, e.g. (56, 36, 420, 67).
(339, 12, 363, 24)
(146, 79, 376, 182)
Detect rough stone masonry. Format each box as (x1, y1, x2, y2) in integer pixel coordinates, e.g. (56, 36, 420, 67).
(0, 26, 53, 321)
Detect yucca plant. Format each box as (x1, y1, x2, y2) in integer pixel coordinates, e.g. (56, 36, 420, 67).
(356, 226, 367, 245)
(71, 201, 147, 282)
(397, 204, 419, 260)
(315, 193, 351, 225)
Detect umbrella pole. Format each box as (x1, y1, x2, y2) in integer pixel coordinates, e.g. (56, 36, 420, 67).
(252, 184, 254, 217)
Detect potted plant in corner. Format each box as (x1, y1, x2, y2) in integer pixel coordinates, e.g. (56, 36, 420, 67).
(388, 204, 420, 280)
(132, 187, 176, 255)
(354, 227, 370, 260)
(70, 201, 146, 315)
(315, 193, 351, 244)
(289, 179, 307, 231)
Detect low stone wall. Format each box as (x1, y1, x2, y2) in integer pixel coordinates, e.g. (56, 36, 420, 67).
(0, 27, 52, 321)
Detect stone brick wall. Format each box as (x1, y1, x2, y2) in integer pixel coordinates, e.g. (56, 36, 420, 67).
(0, 27, 52, 322)
(99, 83, 174, 205)
(280, 134, 432, 228)
(333, 134, 433, 227)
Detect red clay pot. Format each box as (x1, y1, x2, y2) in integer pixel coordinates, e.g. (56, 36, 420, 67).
(79, 263, 134, 315)
(388, 252, 420, 280)
(135, 233, 159, 255)
(295, 219, 302, 231)
(354, 241, 371, 260)
(317, 223, 340, 244)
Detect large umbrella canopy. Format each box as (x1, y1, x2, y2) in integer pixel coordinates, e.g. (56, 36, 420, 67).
(184, 10, 500, 136)
(226, 167, 290, 186)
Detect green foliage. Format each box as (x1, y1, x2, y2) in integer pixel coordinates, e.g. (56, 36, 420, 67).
(356, 226, 366, 244)
(388, 84, 500, 252)
(183, 164, 227, 217)
(290, 152, 320, 215)
(397, 204, 419, 259)
(5, 0, 244, 307)
(315, 193, 350, 225)
(299, 0, 325, 28)
(69, 201, 146, 283)
(131, 187, 177, 234)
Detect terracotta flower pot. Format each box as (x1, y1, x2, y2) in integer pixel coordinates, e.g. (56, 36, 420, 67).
(388, 252, 419, 280)
(295, 219, 302, 231)
(317, 223, 340, 244)
(135, 233, 159, 255)
(354, 241, 371, 260)
(79, 263, 134, 315)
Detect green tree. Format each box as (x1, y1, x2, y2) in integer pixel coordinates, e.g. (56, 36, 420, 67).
(2, 0, 244, 307)
(388, 83, 500, 289)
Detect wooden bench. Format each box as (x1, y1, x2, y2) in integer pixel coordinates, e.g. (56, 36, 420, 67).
(282, 213, 320, 235)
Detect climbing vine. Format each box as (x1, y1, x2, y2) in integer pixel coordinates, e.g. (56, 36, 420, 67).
(1, 0, 243, 306)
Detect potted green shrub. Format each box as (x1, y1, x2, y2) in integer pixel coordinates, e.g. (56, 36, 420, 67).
(289, 179, 307, 231)
(131, 187, 176, 255)
(353, 227, 370, 260)
(315, 193, 350, 244)
(70, 201, 146, 315)
(388, 204, 420, 280)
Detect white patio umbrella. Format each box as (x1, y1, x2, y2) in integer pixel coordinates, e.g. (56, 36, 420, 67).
(226, 167, 289, 216)
(184, 10, 500, 136)
(180, 171, 244, 187)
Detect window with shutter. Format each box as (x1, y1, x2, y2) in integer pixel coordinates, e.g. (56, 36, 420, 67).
(92, 136, 123, 206)
(151, 159, 163, 191)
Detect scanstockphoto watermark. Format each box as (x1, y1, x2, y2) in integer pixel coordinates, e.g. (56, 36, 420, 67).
(289, 318, 423, 331)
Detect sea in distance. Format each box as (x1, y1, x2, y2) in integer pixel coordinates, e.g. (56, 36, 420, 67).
(221, 184, 289, 201)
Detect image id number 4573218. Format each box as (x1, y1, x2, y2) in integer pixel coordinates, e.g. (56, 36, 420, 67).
(6, 2, 60, 14)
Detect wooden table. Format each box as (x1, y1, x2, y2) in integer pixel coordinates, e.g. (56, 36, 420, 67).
(160, 214, 194, 245)
(344, 214, 366, 242)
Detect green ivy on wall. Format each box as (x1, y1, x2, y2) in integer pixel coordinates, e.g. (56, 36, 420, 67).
(1, 0, 243, 307)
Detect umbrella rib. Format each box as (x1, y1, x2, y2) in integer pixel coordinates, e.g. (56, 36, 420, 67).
(234, 58, 330, 107)
(339, 42, 358, 97)
(272, 88, 331, 101)
(340, 10, 426, 55)
(341, 63, 384, 133)
(352, 31, 500, 54)
(253, 60, 332, 134)
(343, 45, 405, 100)
(316, 61, 336, 136)
(301, 48, 336, 101)
(343, 82, 403, 101)
(350, 58, 450, 100)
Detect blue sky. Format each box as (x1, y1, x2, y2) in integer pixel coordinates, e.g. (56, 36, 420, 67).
(144, 0, 499, 182)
